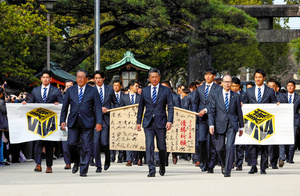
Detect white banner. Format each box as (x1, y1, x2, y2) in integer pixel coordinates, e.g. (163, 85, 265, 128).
(235, 103, 294, 145)
(7, 103, 63, 144)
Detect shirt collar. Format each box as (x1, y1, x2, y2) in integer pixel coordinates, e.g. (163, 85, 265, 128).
(151, 84, 159, 89)
(42, 84, 50, 89)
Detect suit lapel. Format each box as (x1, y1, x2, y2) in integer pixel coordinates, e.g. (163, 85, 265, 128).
(200, 83, 206, 102)
(249, 87, 257, 103)
(219, 91, 227, 113)
(154, 85, 163, 105)
(228, 92, 235, 113)
(103, 85, 110, 105)
(38, 86, 43, 102)
(46, 85, 53, 103)
(261, 85, 269, 103)
(294, 93, 298, 103)
(135, 93, 140, 104)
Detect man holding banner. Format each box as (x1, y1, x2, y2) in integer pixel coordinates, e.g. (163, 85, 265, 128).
(22, 70, 63, 174)
(60, 69, 102, 177)
(137, 68, 174, 177)
(243, 69, 278, 175)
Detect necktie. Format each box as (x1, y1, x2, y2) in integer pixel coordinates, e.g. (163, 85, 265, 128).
(289, 95, 292, 104)
(152, 86, 157, 104)
(257, 87, 261, 103)
(205, 85, 209, 100)
(116, 93, 119, 103)
(225, 93, 229, 111)
(131, 94, 135, 104)
(42, 87, 47, 102)
(78, 87, 83, 103)
(99, 87, 104, 103)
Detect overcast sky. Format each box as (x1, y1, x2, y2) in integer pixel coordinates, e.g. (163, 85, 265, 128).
(273, 0, 300, 29)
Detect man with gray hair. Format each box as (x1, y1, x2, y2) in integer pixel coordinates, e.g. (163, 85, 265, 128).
(60, 69, 102, 177)
(208, 75, 244, 177)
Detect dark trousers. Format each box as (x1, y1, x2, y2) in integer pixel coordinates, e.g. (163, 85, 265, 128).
(35, 140, 53, 167)
(247, 145, 268, 170)
(288, 125, 298, 162)
(68, 117, 93, 174)
(235, 145, 246, 167)
(215, 123, 236, 174)
(269, 145, 279, 167)
(144, 121, 166, 174)
(197, 121, 208, 164)
(62, 141, 71, 165)
(93, 122, 110, 168)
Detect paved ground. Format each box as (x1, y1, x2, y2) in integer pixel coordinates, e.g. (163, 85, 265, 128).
(1, 151, 300, 196)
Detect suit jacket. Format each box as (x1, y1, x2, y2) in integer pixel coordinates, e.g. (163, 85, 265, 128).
(208, 90, 244, 134)
(182, 91, 196, 111)
(28, 85, 63, 104)
(238, 91, 245, 103)
(193, 82, 222, 121)
(120, 93, 140, 106)
(286, 93, 300, 126)
(95, 84, 119, 125)
(172, 93, 181, 108)
(60, 84, 102, 129)
(276, 92, 288, 103)
(137, 85, 174, 129)
(243, 85, 277, 104)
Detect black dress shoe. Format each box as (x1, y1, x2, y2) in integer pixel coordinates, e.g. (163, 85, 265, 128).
(207, 169, 214, 173)
(201, 163, 207, 172)
(221, 166, 225, 174)
(272, 165, 278, 169)
(261, 170, 267, 174)
(248, 166, 257, 174)
(80, 173, 87, 177)
(117, 159, 123, 163)
(90, 160, 95, 166)
(289, 160, 294, 164)
(224, 173, 231, 177)
(147, 173, 155, 177)
(110, 156, 115, 162)
(159, 167, 165, 176)
(236, 166, 242, 171)
(165, 160, 169, 167)
(96, 167, 102, 173)
(104, 163, 110, 170)
(155, 161, 160, 167)
(72, 164, 79, 174)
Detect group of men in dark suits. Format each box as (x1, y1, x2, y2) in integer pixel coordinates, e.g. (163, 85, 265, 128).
(24, 67, 299, 178)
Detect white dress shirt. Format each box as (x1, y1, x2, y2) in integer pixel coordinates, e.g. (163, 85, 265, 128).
(151, 84, 159, 98)
(255, 84, 265, 102)
(78, 84, 86, 96)
(41, 84, 50, 99)
(97, 84, 105, 99)
(288, 92, 294, 103)
(129, 92, 136, 104)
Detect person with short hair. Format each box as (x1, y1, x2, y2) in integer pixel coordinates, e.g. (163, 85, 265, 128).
(208, 75, 244, 177)
(22, 70, 63, 173)
(137, 68, 174, 177)
(60, 69, 102, 177)
(243, 69, 278, 175)
(193, 67, 222, 173)
(285, 81, 300, 165)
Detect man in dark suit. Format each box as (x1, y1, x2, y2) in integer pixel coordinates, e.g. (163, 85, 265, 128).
(112, 79, 126, 163)
(267, 78, 288, 169)
(193, 67, 222, 173)
(137, 68, 174, 177)
(208, 75, 244, 177)
(60, 69, 102, 177)
(120, 80, 141, 166)
(22, 70, 63, 173)
(243, 69, 278, 174)
(231, 77, 246, 171)
(285, 81, 300, 164)
(93, 70, 119, 173)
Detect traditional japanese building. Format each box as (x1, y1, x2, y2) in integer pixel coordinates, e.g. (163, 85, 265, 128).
(106, 51, 151, 87)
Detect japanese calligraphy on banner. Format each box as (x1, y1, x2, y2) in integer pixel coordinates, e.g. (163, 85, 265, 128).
(109, 105, 196, 153)
(235, 104, 294, 145)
